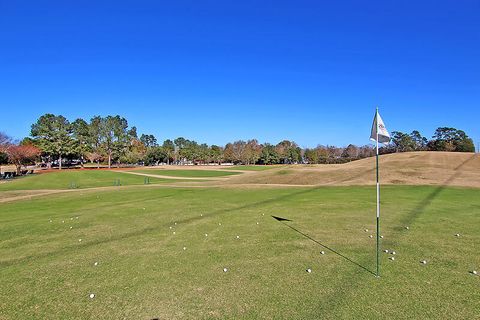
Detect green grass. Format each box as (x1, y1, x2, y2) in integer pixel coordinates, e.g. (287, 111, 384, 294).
(132, 169, 241, 177)
(223, 165, 280, 171)
(0, 185, 479, 319)
(0, 170, 177, 191)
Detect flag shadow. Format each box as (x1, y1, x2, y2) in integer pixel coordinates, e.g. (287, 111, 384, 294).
(273, 216, 376, 276)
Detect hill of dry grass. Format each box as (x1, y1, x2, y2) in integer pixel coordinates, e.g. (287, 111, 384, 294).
(224, 152, 480, 188)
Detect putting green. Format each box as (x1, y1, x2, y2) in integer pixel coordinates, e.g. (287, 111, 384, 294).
(0, 184, 479, 319)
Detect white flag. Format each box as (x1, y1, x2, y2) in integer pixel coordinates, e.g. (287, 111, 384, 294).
(370, 110, 390, 144)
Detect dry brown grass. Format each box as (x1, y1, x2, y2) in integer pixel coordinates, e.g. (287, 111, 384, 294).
(224, 152, 480, 188)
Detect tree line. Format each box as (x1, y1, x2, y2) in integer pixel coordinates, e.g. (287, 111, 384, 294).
(0, 113, 476, 173)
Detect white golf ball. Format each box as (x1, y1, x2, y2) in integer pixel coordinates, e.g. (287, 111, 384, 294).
(142, 208, 145, 210)
(421, 260, 427, 264)
(223, 268, 228, 272)
(306, 268, 312, 273)
(384, 249, 389, 253)
(70, 218, 73, 220)
(94, 262, 98, 266)
(183, 247, 186, 251)
(236, 235, 240, 239)
(70, 226, 73, 229)
(62, 220, 65, 223)
(174, 222, 177, 225)
(200, 214, 203, 217)
(79, 239, 82, 242)
(76, 216, 79, 219)
(455, 234, 460, 237)
(49, 220, 52, 223)
(169, 226, 172, 229)
(218, 223, 221, 226)
(364, 229, 368, 232)
(369, 235, 373, 238)
(472, 270, 477, 275)
(390, 257, 395, 261)
(392, 251, 396, 255)
(405, 226, 409, 230)
(173, 232, 176, 235)
(320, 251, 325, 255)
(256, 222, 259, 225)
(380, 235, 384, 239)
(89, 293, 95, 299)
(205, 233, 208, 237)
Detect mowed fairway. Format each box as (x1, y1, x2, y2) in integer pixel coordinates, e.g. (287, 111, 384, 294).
(1, 178, 479, 319)
(131, 169, 241, 178)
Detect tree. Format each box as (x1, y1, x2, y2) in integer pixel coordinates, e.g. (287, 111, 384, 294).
(342, 144, 359, 158)
(31, 114, 75, 170)
(410, 130, 428, 151)
(88, 116, 104, 168)
(210, 145, 223, 164)
(259, 143, 280, 164)
(140, 134, 158, 148)
(162, 139, 175, 164)
(99, 115, 130, 168)
(244, 139, 262, 165)
(391, 131, 415, 152)
(429, 127, 475, 152)
(276, 140, 301, 164)
(72, 118, 91, 168)
(6, 144, 41, 174)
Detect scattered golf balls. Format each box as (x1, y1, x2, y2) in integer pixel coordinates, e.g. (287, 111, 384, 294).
(94, 262, 98, 266)
(392, 251, 396, 255)
(364, 229, 368, 232)
(306, 268, 312, 273)
(223, 268, 228, 272)
(89, 293, 95, 299)
(169, 226, 172, 229)
(320, 251, 325, 255)
(390, 257, 395, 261)
(421, 260, 427, 265)
(174, 222, 177, 225)
(472, 270, 477, 275)
(369, 235, 373, 238)
(384, 249, 389, 253)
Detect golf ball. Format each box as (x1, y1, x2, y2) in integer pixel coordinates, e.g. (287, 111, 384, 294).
(364, 229, 368, 232)
(320, 251, 325, 255)
(223, 268, 228, 272)
(369, 235, 373, 238)
(79, 239, 82, 242)
(173, 232, 176, 235)
(421, 260, 427, 264)
(169, 226, 172, 229)
(392, 251, 396, 255)
(306, 268, 312, 273)
(384, 250, 389, 253)
(380, 235, 384, 239)
(390, 257, 395, 261)
(94, 262, 98, 266)
(256, 222, 259, 225)
(76, 216, 79, 219)
(455, 234, 460, 237)
(472, 270, 477, 275)
(70, 226, 73, 229)
(205, 233, 208, 237)
(405, 226, 409, 230)
(174, 222, 177, 225)
(219, 223, 221, 226)
(49, 220, 52, 223)
(236, 235, 240, 239)
(89, 293, 95, 299)
(200, 214, 203, 217)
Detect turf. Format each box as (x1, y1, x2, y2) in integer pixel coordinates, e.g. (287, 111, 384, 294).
(222, 165, 280, 171)
(132, 169, 241, 177)
(0, 170, 177, 191)
(0, 184, 478, 319)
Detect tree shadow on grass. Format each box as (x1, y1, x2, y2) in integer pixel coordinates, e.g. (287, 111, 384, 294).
(398, 154, 477, 228)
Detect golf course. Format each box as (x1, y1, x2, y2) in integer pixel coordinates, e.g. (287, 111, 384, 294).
(1, 152, 478, 319)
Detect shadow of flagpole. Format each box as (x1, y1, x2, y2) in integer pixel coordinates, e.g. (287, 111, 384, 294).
(272, 216, 377, 276)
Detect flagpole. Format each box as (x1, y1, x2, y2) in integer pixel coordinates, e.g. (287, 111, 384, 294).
(375, 107, 380, 278)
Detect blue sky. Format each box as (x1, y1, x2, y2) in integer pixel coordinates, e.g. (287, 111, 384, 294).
(1, 1, 479, 148)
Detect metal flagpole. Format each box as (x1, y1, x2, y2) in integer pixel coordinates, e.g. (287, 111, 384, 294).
(376, 107, 380, 278)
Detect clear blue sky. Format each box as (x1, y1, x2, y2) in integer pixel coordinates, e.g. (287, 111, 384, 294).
(1, 1, 479, 148)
